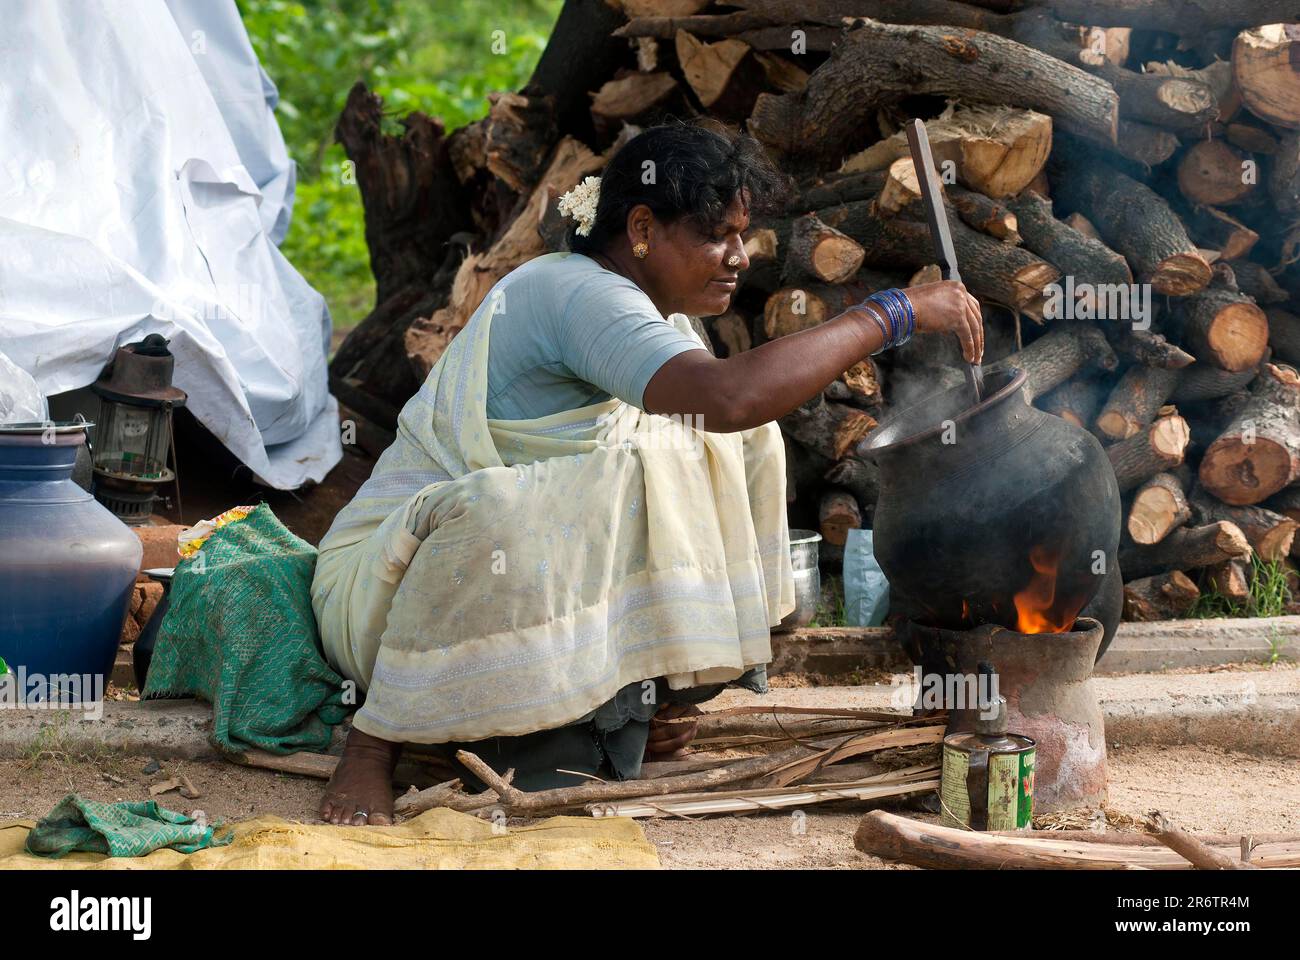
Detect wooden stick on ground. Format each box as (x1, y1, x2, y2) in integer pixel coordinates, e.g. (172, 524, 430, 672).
(855, 810, 1300, 869)
(393, 779, 486, 819)
(455, 715, 944, 815)
(454, 740, 819, 814)
(231, 749, 339, 780)
(593, 768, 940, 819)
(1147, 810, 1260, 870)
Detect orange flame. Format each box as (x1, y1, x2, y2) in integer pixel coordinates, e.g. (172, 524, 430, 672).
(1012, 546, 1074, 634)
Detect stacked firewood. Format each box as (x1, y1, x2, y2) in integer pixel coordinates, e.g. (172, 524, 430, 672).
(329, 0, 1300, 621)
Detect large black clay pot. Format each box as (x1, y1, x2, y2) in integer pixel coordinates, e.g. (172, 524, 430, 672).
(858, 368, 1122, 650)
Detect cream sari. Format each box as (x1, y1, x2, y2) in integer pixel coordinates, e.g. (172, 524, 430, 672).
(312, 292, 795, 744)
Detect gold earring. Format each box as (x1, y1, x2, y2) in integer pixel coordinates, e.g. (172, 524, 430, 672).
(633, 241, 648, 259)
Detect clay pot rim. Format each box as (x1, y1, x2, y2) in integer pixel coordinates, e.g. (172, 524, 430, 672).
(0, 425, 88, 447)
(987, 615, 1101, 640)
(858, 365, 1029, 455)
(910, 615, 1103, 640)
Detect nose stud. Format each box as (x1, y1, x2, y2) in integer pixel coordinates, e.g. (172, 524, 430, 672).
(727, 255, 741, 267)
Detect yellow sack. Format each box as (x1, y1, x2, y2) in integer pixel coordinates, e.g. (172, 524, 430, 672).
(0, 807, 658, 870)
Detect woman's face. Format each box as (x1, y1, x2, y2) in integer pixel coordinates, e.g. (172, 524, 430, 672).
(638, 195, 751, 317)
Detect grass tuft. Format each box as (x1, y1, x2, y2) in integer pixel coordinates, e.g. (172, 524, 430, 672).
(1185, 551, 1293, 621)
(807, 574, 847, 628)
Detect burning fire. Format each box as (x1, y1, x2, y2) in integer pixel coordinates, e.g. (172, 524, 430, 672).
(1012, 546, 1074, 634)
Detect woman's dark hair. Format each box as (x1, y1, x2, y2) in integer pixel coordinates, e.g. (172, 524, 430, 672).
(567, 120, 789, 254)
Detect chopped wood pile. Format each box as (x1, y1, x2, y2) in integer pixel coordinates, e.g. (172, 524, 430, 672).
(329, 0, 1300, 621)
(394, 707, 945, 819)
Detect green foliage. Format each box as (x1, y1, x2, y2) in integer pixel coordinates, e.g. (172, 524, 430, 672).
(808, 574, 847, 628)
(1185, 552, 1294, 621)
(236, 0, 562, 333)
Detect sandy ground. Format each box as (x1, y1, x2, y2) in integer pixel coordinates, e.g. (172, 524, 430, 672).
(2, 741, 1295, 869)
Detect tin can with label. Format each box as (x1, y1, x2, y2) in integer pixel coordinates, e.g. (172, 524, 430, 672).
(939, 695, 1035, 831)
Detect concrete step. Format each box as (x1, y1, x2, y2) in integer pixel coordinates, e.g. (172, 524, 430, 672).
(769, 615, 1300, 677)
(1, 665, 1294, 762)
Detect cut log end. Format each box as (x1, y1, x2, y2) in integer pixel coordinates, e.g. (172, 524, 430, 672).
(1200, 439, 1300, 506)
(1096, 410, 1139, 440)
(1150, 415, 1193, 461)
(1258, 522, 1299, 563)
(1107, 411, 1191, 492)
(1200, 363, 1300, 504)
(819, 489, 863, 547)
(1123, 571, 1199, 622)
(1127, 473, 1191, 545)
(1177, 140, 1256, 207)
(1204, 560, 1250, 603)
(1206, 302, 1271, 373)
(833, 409, 878, 460)
(764, 288, 829, 339)
(1151, 252, 1214, 296)
(1234, 25, 1300, 131)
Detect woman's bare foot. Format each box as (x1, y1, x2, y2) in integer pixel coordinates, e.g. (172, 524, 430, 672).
(320, 726, 402, 826)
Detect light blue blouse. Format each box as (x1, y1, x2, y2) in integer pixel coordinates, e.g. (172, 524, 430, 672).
(484, 252, 706, 421)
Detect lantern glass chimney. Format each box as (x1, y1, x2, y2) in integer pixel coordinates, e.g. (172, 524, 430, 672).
(89, 334, 186, 524)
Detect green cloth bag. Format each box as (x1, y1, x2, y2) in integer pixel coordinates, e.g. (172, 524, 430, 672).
(25, 794, 232, 858)
(143, 503, 348, 754)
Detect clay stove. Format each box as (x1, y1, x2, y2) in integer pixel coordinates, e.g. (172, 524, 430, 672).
(904, 617, 1108, 813)
(858, 367, 1122, 814)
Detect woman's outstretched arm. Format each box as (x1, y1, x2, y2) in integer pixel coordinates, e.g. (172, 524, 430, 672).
(642, 280, 983, 432)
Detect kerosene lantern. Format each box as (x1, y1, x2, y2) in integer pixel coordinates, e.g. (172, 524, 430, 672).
(90, 334, 186, 524)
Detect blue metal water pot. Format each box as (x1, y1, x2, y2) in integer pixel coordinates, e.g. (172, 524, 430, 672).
(0, 421, 141, 701)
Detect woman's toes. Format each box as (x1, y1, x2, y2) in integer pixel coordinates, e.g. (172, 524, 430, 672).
(370, 811, 392, 826)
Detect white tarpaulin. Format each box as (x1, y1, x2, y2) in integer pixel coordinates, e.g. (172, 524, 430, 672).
(0, 0, 341, 489)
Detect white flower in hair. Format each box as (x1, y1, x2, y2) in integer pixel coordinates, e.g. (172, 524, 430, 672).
(558, 176, 601, 237)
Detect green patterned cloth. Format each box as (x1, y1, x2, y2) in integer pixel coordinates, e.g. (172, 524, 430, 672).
(25, 795, 232, 859)
(143, 503, 348, 754)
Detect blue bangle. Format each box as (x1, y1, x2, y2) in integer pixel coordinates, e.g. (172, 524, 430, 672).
(865, 296, 894, 350)
(862, 302, 891, 353)
(878, 289, 912, 347)
(884, 289, 914, 347)
(862, 290, 913, 352)
(862, 294, 896, 352)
